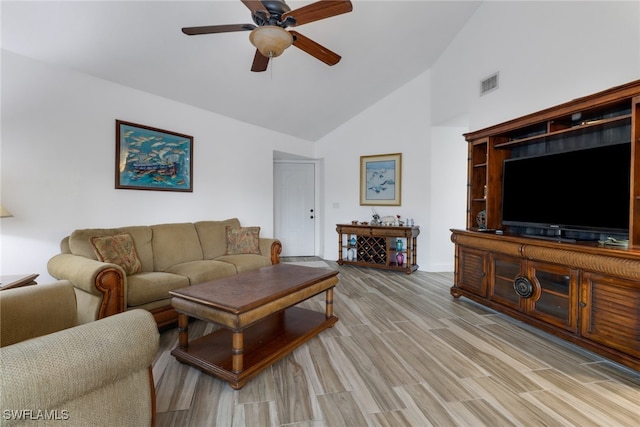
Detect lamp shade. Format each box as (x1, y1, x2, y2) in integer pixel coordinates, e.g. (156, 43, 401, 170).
(249, 26, 293, 58)
(0, 204, 13, 218)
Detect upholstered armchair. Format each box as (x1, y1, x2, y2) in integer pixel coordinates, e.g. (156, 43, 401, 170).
(0, 281, 159, 426)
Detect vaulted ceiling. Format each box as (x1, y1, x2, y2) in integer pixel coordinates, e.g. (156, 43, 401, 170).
(2, 1, 482, 141)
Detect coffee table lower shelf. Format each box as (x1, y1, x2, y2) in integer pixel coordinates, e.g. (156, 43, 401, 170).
(171, 306, 338, 389)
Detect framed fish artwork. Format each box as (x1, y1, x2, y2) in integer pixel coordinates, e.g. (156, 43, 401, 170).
(115, 120, 193, 192)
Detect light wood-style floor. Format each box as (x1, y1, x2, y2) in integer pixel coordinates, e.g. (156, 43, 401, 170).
(153, 259, 640, 426)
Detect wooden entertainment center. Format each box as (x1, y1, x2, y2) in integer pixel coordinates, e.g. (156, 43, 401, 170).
(451, 79, 640, 371)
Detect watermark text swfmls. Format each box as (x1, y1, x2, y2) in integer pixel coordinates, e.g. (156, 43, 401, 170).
(2, 409, 70, 421)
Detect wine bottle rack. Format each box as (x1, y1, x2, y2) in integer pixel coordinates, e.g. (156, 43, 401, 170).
(336, 224, 420, 274)
(357, 236, 387, 264)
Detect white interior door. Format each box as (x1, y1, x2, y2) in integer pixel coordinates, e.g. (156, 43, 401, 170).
(274, 162, 315, 256)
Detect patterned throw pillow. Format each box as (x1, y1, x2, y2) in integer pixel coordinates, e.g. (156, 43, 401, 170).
(90, 233, 142, 276)
(225, 226, 261, 255)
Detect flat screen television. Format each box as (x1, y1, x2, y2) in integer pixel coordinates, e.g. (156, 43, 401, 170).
(501, 142, 631, 235)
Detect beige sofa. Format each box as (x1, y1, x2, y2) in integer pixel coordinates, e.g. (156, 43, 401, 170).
(0, 281, 158, 427)
(47, 218, 282, 328)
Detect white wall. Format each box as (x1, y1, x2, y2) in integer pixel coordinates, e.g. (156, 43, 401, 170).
(429, 123, 468, 271)
(1, 51, 314, 281)
(316, 70, 467, 271)
(432, 1, 640, 128)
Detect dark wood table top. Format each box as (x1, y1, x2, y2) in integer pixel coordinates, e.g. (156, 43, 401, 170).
(169, 264, 338, 314)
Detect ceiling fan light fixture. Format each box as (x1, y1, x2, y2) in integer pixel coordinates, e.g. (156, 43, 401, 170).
(249, 26, 293, 58)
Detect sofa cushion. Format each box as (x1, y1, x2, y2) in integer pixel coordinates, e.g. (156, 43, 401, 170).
(151, 223, 203, 271)
(216, 254, 272, 273)
(165, 260, 237, 284)
(127, 272, 189, 307)
(225, 226, 261, 255)
(69, 228, 121, 260)
(195, 218, 240, 259)
(119, 226, 154, 273)
(90, 233, 142, 276)
(69, 227, 152, 272)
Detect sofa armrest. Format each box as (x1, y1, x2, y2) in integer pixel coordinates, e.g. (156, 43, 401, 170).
(47, 253, 127, 318)
(260, 238, 282, 264)
(0, 281, 77, 347)
(0, 309, 159, 427)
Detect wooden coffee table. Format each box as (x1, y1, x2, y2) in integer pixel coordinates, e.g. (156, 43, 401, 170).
(169, 263, 339, 389)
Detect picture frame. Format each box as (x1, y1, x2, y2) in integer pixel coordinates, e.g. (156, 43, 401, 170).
(115, 120, 193, 192)
(360, 153, 402, 206)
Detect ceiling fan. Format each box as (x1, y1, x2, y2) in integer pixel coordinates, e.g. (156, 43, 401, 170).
(181, 0, 353, 72)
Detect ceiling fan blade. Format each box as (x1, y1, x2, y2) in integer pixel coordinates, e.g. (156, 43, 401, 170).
(251, 49, 270, 72)
(182, 24, 256, 35)
(290, 31, 341, 66)
(241, 0, 270, 19)
(282, 0, 353, 27)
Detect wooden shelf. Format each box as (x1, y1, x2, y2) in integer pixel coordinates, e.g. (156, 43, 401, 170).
(494, 114, 631, 148)
(172, 307, 337, 389)
(336, 224, 420, 274)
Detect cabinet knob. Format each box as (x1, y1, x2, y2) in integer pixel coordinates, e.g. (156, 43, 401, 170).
(579, 302, 586, 308)
(513, 276, 534, 298)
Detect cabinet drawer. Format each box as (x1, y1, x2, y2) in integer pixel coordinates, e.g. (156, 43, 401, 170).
(456, 247, 487, 296)
(581, 272, 640, 358)
(489, 257, 577, 331)
(339, 226, 365, 235)
(491, 256, 523, 309)
(529, 263, 578, 333)
(373, 228, 407, 237)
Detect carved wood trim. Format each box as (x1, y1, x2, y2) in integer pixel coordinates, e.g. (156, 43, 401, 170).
(94, 268, 125, 319)
(453, 230, 640, 281)
(523, 246, 640, 280)
(270, 240, 282, 265)
(150, 306, 178, 330)
(453, 233, 524, 258)
(148, 366, 156, 427)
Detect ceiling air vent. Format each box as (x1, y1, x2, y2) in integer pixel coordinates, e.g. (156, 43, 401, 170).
(480, 72, 499, 95)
